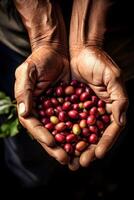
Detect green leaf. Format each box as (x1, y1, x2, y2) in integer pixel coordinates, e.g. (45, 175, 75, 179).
(10, 118, 20, 137)
(0, 93, 15, 115)
(0, 118, 20, 137)
(0, 104, 11, 115)
(0, 91, 20, 138)
(0, 92, 6, 99)
(0, 98, 11, 106)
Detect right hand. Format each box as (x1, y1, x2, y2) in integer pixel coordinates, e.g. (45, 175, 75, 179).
(15, 46, 70, 165)
(70, 46, 128, 168)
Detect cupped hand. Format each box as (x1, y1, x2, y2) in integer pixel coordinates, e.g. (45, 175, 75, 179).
(15, 46, 70, 165)
(70, 46, 129, 168)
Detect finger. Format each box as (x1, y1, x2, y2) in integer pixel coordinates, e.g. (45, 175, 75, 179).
(105, 103, 112, 114)
(108, 78, 128, 126)
(95, 121, 122, 159)
(39, 141, 68, 165)
(19, 115, 55, 147)
(112, 98, 128, 126)
(68, 157, 80, 171)
(79, 145, 96, 167)
(15, 62, 37, 117)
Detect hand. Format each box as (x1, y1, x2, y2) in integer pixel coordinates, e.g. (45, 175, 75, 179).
(70, 46, 128, 168)
(15, 46, 70, 165)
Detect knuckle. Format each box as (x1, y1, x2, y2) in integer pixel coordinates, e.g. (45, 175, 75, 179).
(14, 88, 24, 102)
(56, 152, 68, 165)
(15, 62, 29, 79)
(18, 116, 25, 127)
(15, 65, 23, 79)
(114, 68, 122, 79)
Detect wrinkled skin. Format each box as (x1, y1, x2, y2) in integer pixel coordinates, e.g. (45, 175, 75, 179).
(69, 46, 128, 169)
(15, 46, 70, 165)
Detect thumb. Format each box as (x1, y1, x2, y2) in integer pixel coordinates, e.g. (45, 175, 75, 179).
(109, 79, 129, 126)
(14, 62, 37, 117)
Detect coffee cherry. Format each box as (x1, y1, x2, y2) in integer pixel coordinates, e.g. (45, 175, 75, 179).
(89, 125, 98, 134)
(72, 103, 79, 110)
(70, 94, 79, 103)
(56, 86, 64, 96)
(41, 117, 50, 125)
(79, 119, 87, 128)
(89, 134, 98, 144)
(64, 143, 73, 154)
(79, 102, 84, 109)
(50, 116, 59, 124)
(36, 79, 111, 156)
(65, 86, 75, 95)
(65, 121, 73, 129)
(91, 95, 98, 104)
(87, 115, 96, 125)
(79, 82, 86, 88)
(72, 124, 81, 135)
(51, 98, 59, 106)
(55, 134, 65, 143)
(98, 107, 105, 115)
(82, 128, 90, 137)
(56, 106, 62, 113)
(38, 110, 46, 117)
(70, 79, 78, 87)
(98, 100, 105, 107)
(65, 96, 71, 102)
(66, 134, 77, 143)
(62, 101, 71, 111)
(58, 111, 68, 122)
(52, 130, 58, 136)
(75, 88, 84, 96)
(89, 107, 99, 117)
(43, 99, 53, 108)
(55, 122, 67, 132)
(102, 115, 110, 123)
(83, 100, 93, 109)
(45, 123, 54, 131)
(80, 92, 90, 102)
(79, 112, 88, 119)
(57, 97, 64, 104)
(96, 120, 104, 130)
(76, 141, 88, 152)
(68, 110, 79, 119)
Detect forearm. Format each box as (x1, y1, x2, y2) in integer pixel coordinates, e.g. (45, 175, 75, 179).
(70, 0, 111, 53)
(13, 0, 67, 55)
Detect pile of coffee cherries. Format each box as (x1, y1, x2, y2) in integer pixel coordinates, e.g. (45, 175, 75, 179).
(36, 80, 110, 156)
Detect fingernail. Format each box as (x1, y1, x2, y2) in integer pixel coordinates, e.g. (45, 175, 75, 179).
(120, 112, 126, 125)
(18, 102, 26, 116)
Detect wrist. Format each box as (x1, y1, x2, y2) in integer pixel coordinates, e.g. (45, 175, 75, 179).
(31, 39, 68, 57)
(70, 40, 103, 58)
(70, 0, 110, 58)
(14, 0, 68, 56)
(31, 38, 68, 58)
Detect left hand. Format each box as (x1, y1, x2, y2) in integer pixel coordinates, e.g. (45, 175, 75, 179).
(15, 46, 70, 165)
(69, 46, 128, 169)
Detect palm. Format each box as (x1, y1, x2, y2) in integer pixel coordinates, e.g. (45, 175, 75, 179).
(70, 46, 128, 167)
(27, 47, 70, 96)
(71, 46, 121, 103)
(15, 47, 70, 166)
